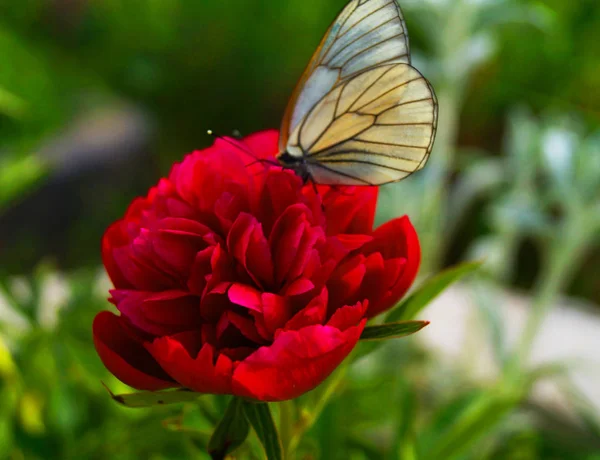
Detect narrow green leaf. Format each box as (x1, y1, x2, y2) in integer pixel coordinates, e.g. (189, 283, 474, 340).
(360, 321, 429, 341)
(0, 154, 47, 210)
(208, 397, 250, 460)
(243, 402, 282, 460)
(102, 383, 200, 408)
(162, 415, 212, 450)
(387, 378, 418, 460)
(423, 387, 521, 459)
(386, 260, 483, 322)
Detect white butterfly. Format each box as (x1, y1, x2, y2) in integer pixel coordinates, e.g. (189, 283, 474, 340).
(277, 0, 438, 186)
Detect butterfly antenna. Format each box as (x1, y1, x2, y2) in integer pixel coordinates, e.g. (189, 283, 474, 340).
(207, 129, 257, 159)
(207, 129, 280, 170)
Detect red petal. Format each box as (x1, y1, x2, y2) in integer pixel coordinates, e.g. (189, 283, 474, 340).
(259, 171, 306, 236)
(112, 244, 175, 291)
(283, 278, 315, 296)
(232, 321, 366, 401)
(147, 335, 234, 394)
(227, 213, 273, 288)
(228, 283, 262, 312)
(242, 129, 279, 160)
(327, 301, 368, 331)
(93, 311, 176, 390)
(269, 204, 309, 284)
(144, 291, 201, 325)
(283, 288, 328, 331)
(365, 216, 420, 317)
(102, 221, 133, 289)
(269, 204, 322, 285)
(327, 255, 367, 311)
(323, 186, 378, 235)
(260, 293, 291, 335)
(335, 234, 374, 252)
(187, 246, 215, 295)
(227, 311, 267, 344)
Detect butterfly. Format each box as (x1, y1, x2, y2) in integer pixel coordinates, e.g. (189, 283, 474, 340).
(276, 0, 438, 186)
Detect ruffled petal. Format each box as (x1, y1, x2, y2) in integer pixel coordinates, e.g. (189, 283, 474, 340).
(147, 333, 234, 394)
(283, 288, 328, 331)
(101, 221, 134, 289)
(227, 213, 274, 288)
(327, 301, 368, 330)
(364, 216, 420, 317)
(93, 311, 176, 390)
(231, 321, 366, 401)
(322, 186, 378, 235)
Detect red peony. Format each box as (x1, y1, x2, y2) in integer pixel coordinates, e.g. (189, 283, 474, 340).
(93, 130, 420, 401)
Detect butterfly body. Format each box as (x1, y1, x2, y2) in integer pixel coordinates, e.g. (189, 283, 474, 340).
(276, 0, 438, 186)
(277, 150, 312, 184)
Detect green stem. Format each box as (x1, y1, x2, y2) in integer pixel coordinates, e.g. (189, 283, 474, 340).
(279, 400, 294, 459)
(511, 215, 592, 376)
(286, 362, 349, 456)
(419, 85, 461, 275)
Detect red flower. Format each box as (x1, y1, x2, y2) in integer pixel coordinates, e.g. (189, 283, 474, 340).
(94, 130, 420, 401)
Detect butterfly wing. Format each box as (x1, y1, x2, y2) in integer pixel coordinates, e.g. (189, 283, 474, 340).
(290, 63, 437, 185)
(279, 0, 410, 151)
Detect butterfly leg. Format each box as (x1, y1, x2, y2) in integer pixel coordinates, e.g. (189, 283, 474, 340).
(306, 174, 325, 213)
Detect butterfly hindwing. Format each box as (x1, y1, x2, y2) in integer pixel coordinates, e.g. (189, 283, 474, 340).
(293, 63, 437, 185)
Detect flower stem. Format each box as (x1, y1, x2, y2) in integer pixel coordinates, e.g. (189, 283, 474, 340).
(510, 213, 593, 377)
(286, 362, 349, 456)
(279, 400, 295, 459)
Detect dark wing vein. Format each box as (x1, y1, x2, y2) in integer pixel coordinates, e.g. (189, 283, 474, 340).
(336, 32, 406, 70)
(324, 16, 399, 65)
(371, 96, 434, 116)
(310, 148, 421, 162)
(304, 65, 395, 152)
(337, 1, 395, 41)
(353, 76, 421, 112)
(332, 137, 428, 149)
(307, 161, 375, 185)
(374, 121, 433, 126)
(317, 158, 413, 173)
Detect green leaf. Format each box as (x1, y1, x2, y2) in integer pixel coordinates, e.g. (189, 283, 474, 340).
(103, 383, 201, 408)
(387, 378, 418, 460)
(360, 321, 429, 341)
(421, 386, 521, 460)
(208, 397, 250, 460)
(0, 153, 47, 210)
(386, 260, 483, 322)
(243, 402, 282, 460)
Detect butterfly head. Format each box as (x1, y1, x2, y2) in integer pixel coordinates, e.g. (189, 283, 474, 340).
(277, 150, 311, 184)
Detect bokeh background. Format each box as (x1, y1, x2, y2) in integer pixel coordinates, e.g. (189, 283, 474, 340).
(1, 0, 599, 458)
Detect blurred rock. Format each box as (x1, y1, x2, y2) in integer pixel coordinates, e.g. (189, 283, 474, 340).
(0, 104, 155, 272)
(419, 284, 600, 428)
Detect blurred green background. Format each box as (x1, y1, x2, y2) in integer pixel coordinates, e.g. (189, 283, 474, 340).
(1, 0, 599, 458)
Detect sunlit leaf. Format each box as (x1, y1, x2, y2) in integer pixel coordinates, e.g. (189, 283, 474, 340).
(0, 154, 47, 210)
(360, 321, 429, 341)
(420, 387, 521, 459)
(243, 402, 282, 460)
(386, 260, 483, 322)
(103, 383, 200, 408)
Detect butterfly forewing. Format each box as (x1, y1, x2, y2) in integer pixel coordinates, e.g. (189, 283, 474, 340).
(297, 63, 437, 185)
(279, 0, 410, 151)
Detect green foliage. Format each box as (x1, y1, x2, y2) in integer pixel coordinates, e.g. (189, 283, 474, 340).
(387, 261, 483, 322)
(243, 402, 283, 460)
(360, 320, 429, 341)
(208, 398, 250, 459)
(103, 385, 202, 408)
(1, 0, 599, 458)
